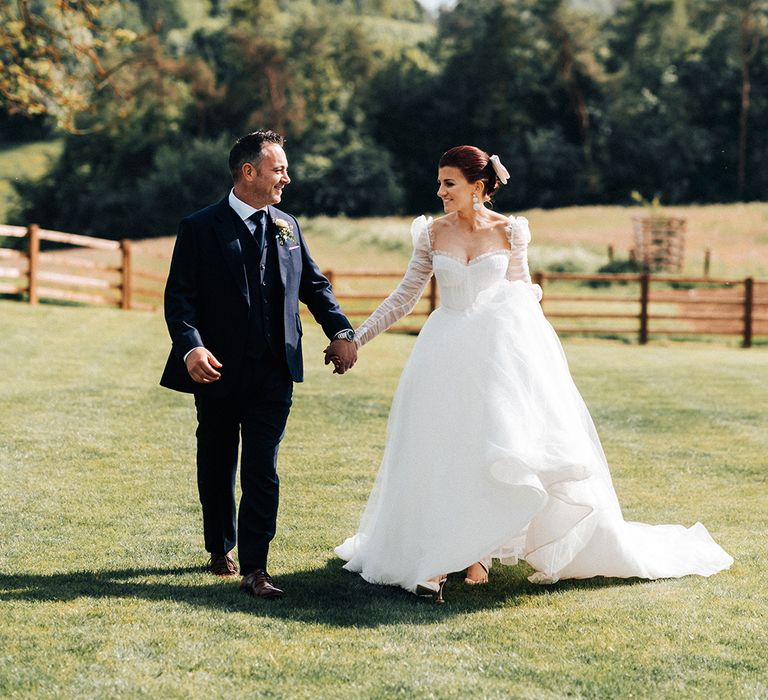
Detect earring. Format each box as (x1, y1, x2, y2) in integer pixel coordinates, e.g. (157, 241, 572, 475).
(472, 193, 482, 211)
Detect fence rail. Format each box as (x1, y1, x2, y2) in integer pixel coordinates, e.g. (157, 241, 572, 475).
(1, 224, 766, 347)
(0, 224, 133, 309)
(533, 270, 766, 347)
(325, 269, 767, 347)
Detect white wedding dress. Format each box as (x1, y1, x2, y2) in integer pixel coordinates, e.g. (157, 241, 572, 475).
(335, 216, 733, 592)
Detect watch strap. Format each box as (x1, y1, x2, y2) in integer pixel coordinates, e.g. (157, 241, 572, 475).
(333, 329, 355, 341)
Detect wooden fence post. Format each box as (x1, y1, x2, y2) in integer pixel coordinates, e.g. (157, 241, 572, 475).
(639, 272, 650, 345)
(428, 276, 437, 313)
(121, 239, 133, 310)
(704, 248, 711, 278)
(607, 245, 614, 262)
(26, 223, 40, 304)
(742, 277, 754, 348)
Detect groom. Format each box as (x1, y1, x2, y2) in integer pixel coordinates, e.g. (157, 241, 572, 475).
(160, 130, 357, 598)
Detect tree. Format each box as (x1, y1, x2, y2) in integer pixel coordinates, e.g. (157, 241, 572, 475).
(13, 0, 418, 229)
(12, 35, 204, 237)
(601, 0, 711, 201)
(601, 0, 768, 202)
(547, 2, 606, 197)
(732, 0, 768, 199)
(0, 0, 142, 132)
(370, 0, 606, 211)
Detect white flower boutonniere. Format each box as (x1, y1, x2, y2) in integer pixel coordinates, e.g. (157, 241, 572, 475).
(274, 218, 297, 246)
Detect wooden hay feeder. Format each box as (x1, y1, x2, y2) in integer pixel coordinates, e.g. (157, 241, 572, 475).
(631, 216, 686, 272)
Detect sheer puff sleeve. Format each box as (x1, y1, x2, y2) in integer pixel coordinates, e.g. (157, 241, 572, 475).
(506, 216, 543, 302)
(354, 216, 434, 348)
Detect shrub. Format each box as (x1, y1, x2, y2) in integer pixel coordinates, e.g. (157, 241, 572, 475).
(586, 258, 641, 288)
(289, 137, 404, 217)
(546, 260, 583, 273)
(136, 136, 232, 236)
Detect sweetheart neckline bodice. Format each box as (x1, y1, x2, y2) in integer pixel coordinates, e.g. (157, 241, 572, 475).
(432, 249, 511, 266)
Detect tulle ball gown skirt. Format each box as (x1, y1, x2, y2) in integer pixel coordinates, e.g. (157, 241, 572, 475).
(336, 279, 733, 593)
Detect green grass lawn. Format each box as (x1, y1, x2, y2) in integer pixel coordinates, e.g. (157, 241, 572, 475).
(0, 299, 766, 698)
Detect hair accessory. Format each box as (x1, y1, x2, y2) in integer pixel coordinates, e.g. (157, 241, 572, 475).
(472, 193, 483, 211)
(489, 155, 509, 185)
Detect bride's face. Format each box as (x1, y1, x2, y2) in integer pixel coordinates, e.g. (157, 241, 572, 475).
(437, 166, 481, 213)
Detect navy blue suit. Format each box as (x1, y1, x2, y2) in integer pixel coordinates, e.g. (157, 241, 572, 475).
(161, 196, 350, 573)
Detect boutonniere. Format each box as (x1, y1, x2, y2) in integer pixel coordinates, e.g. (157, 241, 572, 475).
(273, 218, 297, 246)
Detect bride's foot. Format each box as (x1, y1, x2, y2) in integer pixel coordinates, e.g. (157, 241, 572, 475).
(464, 561, 489, 585)
(415, 575, 448, 603)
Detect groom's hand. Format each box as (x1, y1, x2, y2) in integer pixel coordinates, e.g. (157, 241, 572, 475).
(185, 347, 223, 383)
(324, 340, 357, 375)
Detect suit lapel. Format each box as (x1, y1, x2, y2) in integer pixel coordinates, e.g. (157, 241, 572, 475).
(268, 205, 290, 288)
(213, 198, 249, 304)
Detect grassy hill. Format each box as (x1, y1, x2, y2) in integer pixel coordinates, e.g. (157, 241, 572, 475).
(0, 299, 765, 697)
(0, 139, 62, 223)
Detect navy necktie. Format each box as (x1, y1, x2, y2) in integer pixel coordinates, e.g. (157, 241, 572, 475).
(250, 210, 267, 252)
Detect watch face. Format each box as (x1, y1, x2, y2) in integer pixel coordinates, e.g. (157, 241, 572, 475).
(341, 329, 355, 341)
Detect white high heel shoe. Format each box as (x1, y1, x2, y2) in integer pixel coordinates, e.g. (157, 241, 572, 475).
(415, 575, 448, 603)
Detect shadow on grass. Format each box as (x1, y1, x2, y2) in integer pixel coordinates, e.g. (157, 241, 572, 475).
(0, 558, 647, 628)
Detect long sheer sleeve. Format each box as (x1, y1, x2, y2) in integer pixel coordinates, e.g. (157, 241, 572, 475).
(506, 216, 543, 302)
(355, 216, 434, 347)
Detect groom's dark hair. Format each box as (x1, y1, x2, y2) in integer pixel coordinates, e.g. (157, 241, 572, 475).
(229, 130, 285, 181)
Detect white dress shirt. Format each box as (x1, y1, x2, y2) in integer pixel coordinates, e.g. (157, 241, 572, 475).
(228, 188, 268, 235)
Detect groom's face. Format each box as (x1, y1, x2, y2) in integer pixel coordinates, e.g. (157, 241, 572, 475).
(246, 144, 291, 207)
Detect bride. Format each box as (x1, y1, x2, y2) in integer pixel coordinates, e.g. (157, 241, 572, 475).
(332, 145, 733, 602)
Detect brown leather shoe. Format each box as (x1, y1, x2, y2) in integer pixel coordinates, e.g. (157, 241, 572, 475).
(208, 552, 238, 577)
(240, 569, 284, 598)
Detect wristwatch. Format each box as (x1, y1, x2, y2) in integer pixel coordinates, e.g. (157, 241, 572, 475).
(334, 329, 355, 342)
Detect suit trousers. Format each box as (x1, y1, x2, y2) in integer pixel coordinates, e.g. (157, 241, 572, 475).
(194, 352, 293, 574)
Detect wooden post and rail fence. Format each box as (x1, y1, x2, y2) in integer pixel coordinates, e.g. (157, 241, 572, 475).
(0, 223, 166, 312)
(1, 224, 766, 347)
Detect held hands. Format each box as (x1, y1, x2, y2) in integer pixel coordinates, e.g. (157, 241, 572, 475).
(324, 339, 358, 375)
(185, 347, 223, 384)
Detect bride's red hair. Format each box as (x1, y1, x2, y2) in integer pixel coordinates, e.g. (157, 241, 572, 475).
(439, 145, 500, 198)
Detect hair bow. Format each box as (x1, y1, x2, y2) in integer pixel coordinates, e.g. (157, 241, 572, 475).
(489, 155, 510, 185)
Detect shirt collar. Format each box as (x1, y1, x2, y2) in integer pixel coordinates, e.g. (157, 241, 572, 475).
(229, 189, 268, 222)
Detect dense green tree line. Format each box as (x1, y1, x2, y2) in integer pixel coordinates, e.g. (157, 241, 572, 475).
(2, 0, 767, 237)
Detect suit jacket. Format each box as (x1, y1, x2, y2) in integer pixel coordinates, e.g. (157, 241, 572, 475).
(160, 196, 350, 395)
